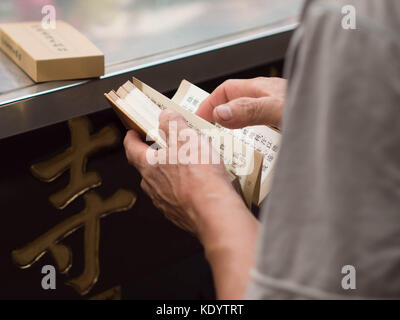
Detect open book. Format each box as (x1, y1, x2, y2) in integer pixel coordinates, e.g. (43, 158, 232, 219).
(104, 78, 281, 207)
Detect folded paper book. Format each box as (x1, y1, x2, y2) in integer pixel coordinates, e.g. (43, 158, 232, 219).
(105, 78, 281, 207)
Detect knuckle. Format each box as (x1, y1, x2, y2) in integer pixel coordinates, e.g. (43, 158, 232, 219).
(237, 98, 259, 122)
(255, 84, 271, 97)
(165, 110, 180, 121)
(140, 179, 147, 191)
(165, 111, 177, 122)
(133, 151, 147, 171)
(124, 144, 134, 164)
(253, 76, 267, 83)
(159, 110, 170, 124)
(236, 97, 254, 109)
(139, 157, 150, 173)
(125, 150, 133, 166)
(221, 79, 238, 90)
(246, 104, 259, 122)
(174, 113, 186, 125)
(222, 79, 234, 87)
(123, 133, 131, 149)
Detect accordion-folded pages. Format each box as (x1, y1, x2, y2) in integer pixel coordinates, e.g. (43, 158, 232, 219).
(105, 78, 281, 207)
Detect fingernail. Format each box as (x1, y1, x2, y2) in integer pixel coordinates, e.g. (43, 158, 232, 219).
(215, 105, 232, 121)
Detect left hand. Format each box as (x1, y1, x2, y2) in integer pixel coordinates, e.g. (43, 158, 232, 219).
(123, 109, 240, 237)
(124, 109, 259, 299)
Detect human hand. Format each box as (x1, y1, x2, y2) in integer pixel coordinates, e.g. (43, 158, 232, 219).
(124, 109, 260, 299)
(123, 109, 244, 239)
(196, 77, 286, 129)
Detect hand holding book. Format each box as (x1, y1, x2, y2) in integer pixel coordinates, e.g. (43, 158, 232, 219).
(109, 77, 285, 299)
(195, 77, 286, 129)
(105, 78, 268, 207)
(123, 111, 241, 236)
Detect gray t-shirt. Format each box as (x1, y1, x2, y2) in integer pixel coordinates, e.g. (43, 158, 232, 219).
(247, 0, 400, 299)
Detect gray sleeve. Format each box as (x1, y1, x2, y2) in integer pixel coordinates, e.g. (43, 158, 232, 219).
(247, 0, 400, 299)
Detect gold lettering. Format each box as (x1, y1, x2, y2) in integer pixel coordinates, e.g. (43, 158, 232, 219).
(12, 189, 136, 295)
(30, 117, 120, 209)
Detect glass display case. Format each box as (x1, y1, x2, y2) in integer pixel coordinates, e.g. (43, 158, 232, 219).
(0, 0, 303, 139)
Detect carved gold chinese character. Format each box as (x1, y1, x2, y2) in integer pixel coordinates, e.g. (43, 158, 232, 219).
(90, 285, 122, 300)
(30, 117, 120, 209)
(12, 189, 136, 295)
(13, 116, 137, 296)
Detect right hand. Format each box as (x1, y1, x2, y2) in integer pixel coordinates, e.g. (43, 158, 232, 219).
(196, 77, 287, 129)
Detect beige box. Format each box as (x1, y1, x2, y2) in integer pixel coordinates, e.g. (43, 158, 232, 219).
(0, 21, 104, 82)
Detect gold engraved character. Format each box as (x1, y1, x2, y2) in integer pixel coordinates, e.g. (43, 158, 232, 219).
(12, 189, 136, 295)
(30, 117, 120, 209)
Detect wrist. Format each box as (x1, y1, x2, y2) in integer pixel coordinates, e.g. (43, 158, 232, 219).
(191, 190, 260, 299)
(189, 181, 258, 251)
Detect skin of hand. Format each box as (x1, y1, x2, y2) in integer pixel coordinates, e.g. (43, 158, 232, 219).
(123, 77, 286, 299)
(124, 109, 236, 236)
(123, 109, 259, 299)
(196, 77, 287, 129)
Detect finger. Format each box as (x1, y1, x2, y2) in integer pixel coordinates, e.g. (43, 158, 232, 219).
(141, 178, 196, 234)
(212, 96, 283, 129)
(123, 130, 154, 170)
(169, 217, 196, 235)
(140, 179, 152, 196)
(196, 78, 267, 122)
(159, 109, 189, 147)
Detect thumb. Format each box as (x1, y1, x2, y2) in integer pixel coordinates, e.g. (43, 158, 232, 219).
(212, 96, 283, 129)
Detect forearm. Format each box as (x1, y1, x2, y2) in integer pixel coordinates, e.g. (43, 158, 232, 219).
(205, 213, 259, 300)
(192, 188, 259, 300)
